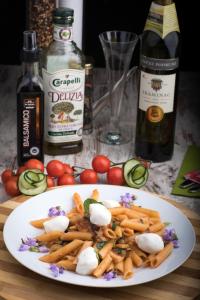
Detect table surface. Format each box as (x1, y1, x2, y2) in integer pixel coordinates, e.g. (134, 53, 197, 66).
(0, 66, 200, 215)
(0, 193, 199, 300)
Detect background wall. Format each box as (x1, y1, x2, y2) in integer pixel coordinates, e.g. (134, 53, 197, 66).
(0, 0, 198, 71)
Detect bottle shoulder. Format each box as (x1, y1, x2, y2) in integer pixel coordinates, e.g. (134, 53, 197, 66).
(43, 40, 85, 72)
(141, 30, 180, 59)
(17, 75, 44, 93)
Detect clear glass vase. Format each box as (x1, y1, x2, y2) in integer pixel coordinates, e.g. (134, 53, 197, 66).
(98, 31, 138, 145)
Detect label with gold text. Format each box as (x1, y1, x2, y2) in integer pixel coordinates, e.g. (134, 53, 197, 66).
(139, 71, 176, 122)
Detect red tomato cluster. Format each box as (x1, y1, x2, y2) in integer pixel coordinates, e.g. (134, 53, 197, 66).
(1, 155, 125, 197)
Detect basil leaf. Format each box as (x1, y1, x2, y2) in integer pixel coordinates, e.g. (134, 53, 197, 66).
(96, 241, 107, 250)
(83, 198, 103, 216)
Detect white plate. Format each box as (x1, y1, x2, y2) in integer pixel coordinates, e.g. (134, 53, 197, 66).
(3, 184, 196, 288)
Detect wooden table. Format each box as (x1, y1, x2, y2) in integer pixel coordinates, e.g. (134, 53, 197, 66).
(0, 193, 199, 300)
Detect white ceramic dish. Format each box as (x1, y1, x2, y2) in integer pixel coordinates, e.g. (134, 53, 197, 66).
(3, 184, 196, 287)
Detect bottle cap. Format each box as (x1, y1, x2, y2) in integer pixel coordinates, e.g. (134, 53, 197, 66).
(23, 31, 37, 52)
(53, 7, 74, 25)
(22, 31, 39, 62)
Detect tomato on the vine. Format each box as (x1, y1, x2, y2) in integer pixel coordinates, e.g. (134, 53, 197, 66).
(4, 176, 20, 197)
(47, 176, 55, 188)
(80, 169, 98, 184)
(106, 167, 125, 185)
(1, 169, 13, 184)
(63, 163, 74, 175)
(46, 160, 65, 178)
(16, 165, 27, 175)
(58, 174, 75, 186)
(25, 159, 44, 172)
(92, 155, 110, 174)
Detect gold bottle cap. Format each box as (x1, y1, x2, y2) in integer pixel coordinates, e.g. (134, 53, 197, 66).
(85, 63, 93, 75)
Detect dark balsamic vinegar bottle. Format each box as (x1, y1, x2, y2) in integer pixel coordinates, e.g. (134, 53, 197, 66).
(17, 31, 44, 165)
(135, 0, 180, 162)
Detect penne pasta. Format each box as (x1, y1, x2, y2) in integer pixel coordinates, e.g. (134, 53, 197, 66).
(115, 225, 123, 238)
(98, 241, 113, 259)
(149, 242, 174, 268)
(123, 257, 133, 279)
(91, 189, 99, 201)
(73, 193, 84, 216)
(93, 254, 112, 278)
(61, 231, 93, 241)
(30, 217, 51, 228)
(56, 259, 76, 271)
(115, 260, 124, 274)
(149, 222, 165, 233)
(110, 251, 124, 264)
(36, 231, 63, 242)
(131, 251, 143, 267)
(120, 219, 149, 232)
(106, 261, 115, 272)
(39, 239, 83, 263)
(103, 228, 116, 239)
(122, 228, 134, 237)
(131, 205, 160, 218)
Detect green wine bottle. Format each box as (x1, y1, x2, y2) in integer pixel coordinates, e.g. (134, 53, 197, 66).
(135, 0, 180, 162)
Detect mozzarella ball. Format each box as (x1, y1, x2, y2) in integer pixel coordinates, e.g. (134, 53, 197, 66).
(89, 203, 111, 226)
(76, 247, 99, 275)
(135, 233, 164, 254)
(43, 216, 69, 233)
(101, 199, 120, 208)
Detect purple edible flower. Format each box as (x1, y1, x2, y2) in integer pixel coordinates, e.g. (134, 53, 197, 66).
(50, 264, 64, 277)
(24, 237, 38, 247)
(38, 245, 49, 253)
(19, 244, 30, 251)
(18, 237, 38, 252)
(103, 271, 117, 281)
(163, 228, 179, 248)
(119, 193, 136, 208)
(48, 206, 65, 217)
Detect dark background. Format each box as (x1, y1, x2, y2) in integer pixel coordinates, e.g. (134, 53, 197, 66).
(0, 0, 198, 71)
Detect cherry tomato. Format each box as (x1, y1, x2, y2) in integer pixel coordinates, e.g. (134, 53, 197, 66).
(92, 155, 111, 174)
(80, 169, 98, 184)
(1, 169, 13, 184)
(46, 160, 65, 177)
(106, 167, 125, 185)
(47, 176, 55, 188)
(58, 174, 75, 186)
(63, 163, 74, 175)
(25, 159, 44, 172)
(16, 165, 27, 175)
(5, 177, 20, 197)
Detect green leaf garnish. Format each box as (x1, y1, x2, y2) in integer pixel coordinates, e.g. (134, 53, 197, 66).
(96, 241, 107, 250)
(112, 222, 117, 230)
(164, 222, 171, 227)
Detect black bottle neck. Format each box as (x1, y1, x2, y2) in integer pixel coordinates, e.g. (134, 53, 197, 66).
(154, 0, 173, 5)
(22, 62, 39, 77)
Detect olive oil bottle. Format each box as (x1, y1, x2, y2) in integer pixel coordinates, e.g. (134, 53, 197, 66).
(42, 8, 85, 155)
(135, 0, 180, 162)
(17, 31, 44, 165)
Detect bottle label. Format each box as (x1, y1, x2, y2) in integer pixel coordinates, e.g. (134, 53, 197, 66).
(53, 25, 72, 42)
(139, 71, 176, 122)
(17, 92, 44, 159)
(144, 2, 180, 38)
(42, 68, 85, 143)
(141, 55, 179, 71)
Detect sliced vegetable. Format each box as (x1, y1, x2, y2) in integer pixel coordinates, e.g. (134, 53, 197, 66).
(123, 159, 149, 188)
(18, 169, 47, 196)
